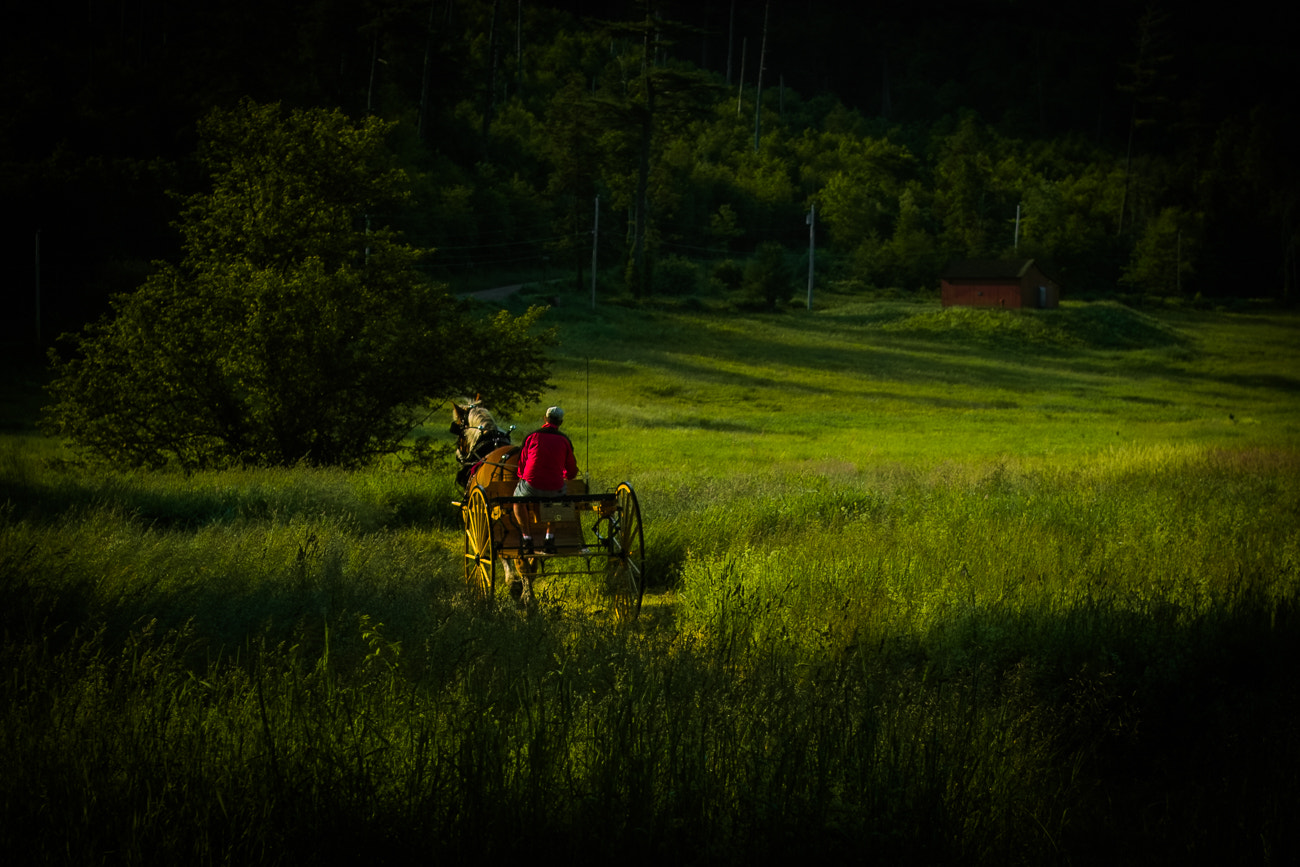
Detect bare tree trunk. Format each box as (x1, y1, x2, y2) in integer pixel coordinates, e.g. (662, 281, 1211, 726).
(736, 36, 745, 115)
(881, 56, 891, 118)
(753, 0, 768, 151)
(481, 0, 500, 145)
(630, 12, 655, 298)
(366, 29, 379, 115)
(417, 0, 437, 141)
(631, 106, 652, 297)
(726, 0, 735, 85)
(1116, 6, 1170, 237)
(515, 0, 523, 94)
(1118, 106, 1135, 236)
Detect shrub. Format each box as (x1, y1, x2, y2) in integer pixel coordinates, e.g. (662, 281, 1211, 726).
(710, 258, 744, 293)
(653, 255, 703, 296)
(742, 242, 791, 310)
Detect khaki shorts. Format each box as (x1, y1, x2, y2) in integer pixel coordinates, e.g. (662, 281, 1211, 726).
(514, 479, 565, 498)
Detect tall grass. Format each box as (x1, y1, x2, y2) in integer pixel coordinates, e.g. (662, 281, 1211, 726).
(677, 445, 1299, 655)
(3, 302, 1298, 864)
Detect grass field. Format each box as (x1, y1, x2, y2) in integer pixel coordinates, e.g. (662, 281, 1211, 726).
(2, 293, 1298, 865)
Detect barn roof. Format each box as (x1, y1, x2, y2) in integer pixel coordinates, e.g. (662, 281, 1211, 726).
(940, 258, 1037, 281)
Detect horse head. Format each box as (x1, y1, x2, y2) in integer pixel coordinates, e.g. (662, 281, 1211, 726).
(450, 399, 489, 461)
(449, 400, 477, 444)
(450, 398, 515, 486)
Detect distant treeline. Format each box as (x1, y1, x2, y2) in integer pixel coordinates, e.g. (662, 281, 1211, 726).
(3, 0, 1296, 340)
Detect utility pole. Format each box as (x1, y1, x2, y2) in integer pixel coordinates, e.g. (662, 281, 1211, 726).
(806, 202, 816, 311)
(1014, 203, 1021, 252)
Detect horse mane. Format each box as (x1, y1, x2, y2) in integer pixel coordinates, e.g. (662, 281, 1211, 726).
(468, 406, 496, 429)
(462, 406, 499, 454)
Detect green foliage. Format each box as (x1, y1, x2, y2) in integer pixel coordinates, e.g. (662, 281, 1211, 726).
(1121, 206, 1202, 296)
(847, 182, 945, 291)
(742, 242, 792, 310)
(1016, 165, 1123, 260)
(710, 258, 744, 293)
(652, 254, 703, 296)
(813, 134, 917, 249)
(42, 101, 554, 469)
(932, 114, 1007, 255)
(708, 203, 745, 249)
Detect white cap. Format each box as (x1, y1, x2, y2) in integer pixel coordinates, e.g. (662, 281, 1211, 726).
(546, 406, 564, 423)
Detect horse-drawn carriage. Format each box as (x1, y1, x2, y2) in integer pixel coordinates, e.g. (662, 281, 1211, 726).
(450, 402, 646, 620)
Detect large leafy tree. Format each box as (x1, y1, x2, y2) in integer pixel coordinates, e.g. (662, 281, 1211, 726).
(43, 100, 553, 469)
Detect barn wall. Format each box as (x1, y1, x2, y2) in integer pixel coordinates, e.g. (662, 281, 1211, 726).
(941, 261, 1061, 309)
(1020, 265, 1060, 309)
(941, 280, 1023, 308)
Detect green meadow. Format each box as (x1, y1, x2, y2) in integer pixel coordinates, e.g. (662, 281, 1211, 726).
(2, 294, 1298, 865)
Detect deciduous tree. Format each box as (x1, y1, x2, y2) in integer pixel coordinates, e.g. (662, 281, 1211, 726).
(43, 100, 553, 469)
(1120, 205, 1200, 296)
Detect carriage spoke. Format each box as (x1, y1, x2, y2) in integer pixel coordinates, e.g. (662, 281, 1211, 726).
(606, 482, 646, 622)
(463, 485, 495, 600)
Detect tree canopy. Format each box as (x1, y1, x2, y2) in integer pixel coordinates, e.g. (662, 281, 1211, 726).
(42, 100, 553, 469)
(4, 0, 1298, 352)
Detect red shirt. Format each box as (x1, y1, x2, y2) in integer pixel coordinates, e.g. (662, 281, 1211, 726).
(515, 424, 578, 491)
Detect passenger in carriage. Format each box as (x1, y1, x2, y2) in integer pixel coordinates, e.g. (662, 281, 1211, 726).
(513, 406, 579, 554)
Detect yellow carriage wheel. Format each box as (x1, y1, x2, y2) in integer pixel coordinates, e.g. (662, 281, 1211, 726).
(605, 482, 646, 622)
(463, 485, 496, 600)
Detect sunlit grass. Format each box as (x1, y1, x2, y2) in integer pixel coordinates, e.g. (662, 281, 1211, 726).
(674, 445, 1299, 655)
(517, 298, 1295, 488)
(2, 299, 1298, 864)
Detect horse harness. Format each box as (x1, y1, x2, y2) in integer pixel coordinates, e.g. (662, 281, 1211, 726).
(452, 421, 515, 487)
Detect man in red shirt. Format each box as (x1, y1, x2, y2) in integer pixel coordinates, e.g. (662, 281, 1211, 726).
(513, 406, 579, 554)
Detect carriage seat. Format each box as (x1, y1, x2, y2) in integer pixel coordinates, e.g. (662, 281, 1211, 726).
(489, 479, 590, 554)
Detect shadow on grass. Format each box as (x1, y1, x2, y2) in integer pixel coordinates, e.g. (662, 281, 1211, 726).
(575, 302, 1212, 411)
(0, 466, 466, 532)
(5, 549, 1295, 865)
(4, 428, 1299, 867)
(569, 302, 1300, 437)
(903, 589, 1300, 865)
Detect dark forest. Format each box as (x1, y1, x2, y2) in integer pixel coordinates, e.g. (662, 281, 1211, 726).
(3, 0, 1297, 341)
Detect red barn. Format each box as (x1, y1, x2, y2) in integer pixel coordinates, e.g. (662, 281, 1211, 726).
(940, 259, 1060, 309)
